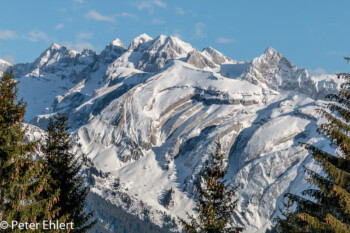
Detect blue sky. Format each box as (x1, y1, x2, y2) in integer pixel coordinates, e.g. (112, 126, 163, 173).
(1, 0, 350, 74)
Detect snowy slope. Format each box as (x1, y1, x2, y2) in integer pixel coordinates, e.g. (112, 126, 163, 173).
(0, 59, 11, 76)
(9, 34, 342, 232)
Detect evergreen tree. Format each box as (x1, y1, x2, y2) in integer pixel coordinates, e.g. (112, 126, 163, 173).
(42, 113, 96, 232)
(0, 70, 60, 232)
(270, 197, 305, 233)
(179, 142, 243, 233)
(275, 58, 350, 232)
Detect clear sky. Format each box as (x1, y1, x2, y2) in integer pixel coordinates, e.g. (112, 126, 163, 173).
(1, 0, 350, 74)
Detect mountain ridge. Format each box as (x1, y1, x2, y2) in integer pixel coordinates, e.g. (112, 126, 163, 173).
(5, 34, 341, 232)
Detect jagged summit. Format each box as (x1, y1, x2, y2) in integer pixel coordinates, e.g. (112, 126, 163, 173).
(202, 46, 218, 53)
(138, 33, 152, 39)
(186, 46, 238, 70)
(238, 46, 338, 98)
(254, 46, 283, 65)
(131, 34, 195, 72)
(202, 46, 234, 65)
(100, 38, 127, 64)
(263, 46, 279, 55)
(239, 47, 297, 88)
(49, 42, 61, 50)
(32, 43, 81, 70)
(109, 38, 126, 49)
(34, 45, 67, 68)
(186, 50, 216, 69)
(128, 33, 153, 50)
(147, 34, 194, 55)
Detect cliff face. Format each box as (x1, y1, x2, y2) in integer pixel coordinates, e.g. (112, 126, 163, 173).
(10, 34, 340, 232)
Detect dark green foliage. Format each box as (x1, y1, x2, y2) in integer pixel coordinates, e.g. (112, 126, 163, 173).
(0, 70, 59, 232)
(270, 198, 307, 233)
(42, 113, 96, 232)
(179, 142, 243, 233)
(275, 58, 350, 232)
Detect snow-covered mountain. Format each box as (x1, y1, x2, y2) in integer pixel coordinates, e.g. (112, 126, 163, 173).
(9, 34, 341, 232)
(0, 59, 11, 76)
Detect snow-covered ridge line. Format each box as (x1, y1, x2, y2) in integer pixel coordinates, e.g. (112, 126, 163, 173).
(0, 59, 12, 76)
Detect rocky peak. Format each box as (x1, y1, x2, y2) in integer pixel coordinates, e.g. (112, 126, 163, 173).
(148, 35, 191, 54)
(49, 42, 61, 50)
(33, 43, 73, 69)
(239, 47, 301, 88)
(13, 43, 98, 84)
(239, 47, 337, 98)
(202, 46, 233, 65)
(186, 50, 216, 69)
(110, 38, 126, 49)
(128, 33, 153, 51)
(136, 35, 195, 72)
(100, 38, 127, 64)
(77, 49, 98, 65)
(81, 48, 97, 56)
(264, 46, 279, 56)
(253, 46, 283, 66)
(164, 35, 194, 54)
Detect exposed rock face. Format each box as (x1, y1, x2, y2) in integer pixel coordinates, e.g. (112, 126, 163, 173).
(14, 43, 99, 84)
(202, 46, 233, 65)
(186, 46, 235, 69)
(162, 188, 175, 209)
(186, 50, 216, 69)
(9, 35, 342, 232)
(99, 39, 127, 64)
(239, 47, 339, 98)
(128, 33, 153, 51)
(136, 35, 194, 72)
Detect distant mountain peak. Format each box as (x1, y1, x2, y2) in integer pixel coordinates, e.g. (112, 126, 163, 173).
(149, 35, 193, 52)
(264, 46, 278, 55)
(128, 33, 153, 50)
(155, 34, 180, 43)
(252, 47, 283, 67)
(42, 43, 69, 56)
(238, 46, 331, 97)
(110, 38, 126, 49)
(186, 50, 216, 69)
(202, 46, 234, 65)
(33, 43, 71, 69)
(100, 38, 127, 64)
(138, 33, 152, 39)
(134, 34, 195, 72)
(202, 46, 217, 51)
(0, 59, 11, 66)
(49, 43, 62, 51)
(0, 59, 11, 75)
